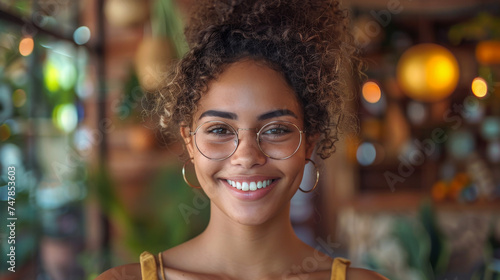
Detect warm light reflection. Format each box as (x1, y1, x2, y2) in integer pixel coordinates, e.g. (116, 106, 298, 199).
(362, 81, 382, 103)
(19, 37, 34, 56)
(471, 77, 488, 98)
(427, 55, 457, 92)
(397, 44, 459, 102)
(13, 89, 27, 107)
(476, 40, 500, 65)
(0, 124, 11, 141)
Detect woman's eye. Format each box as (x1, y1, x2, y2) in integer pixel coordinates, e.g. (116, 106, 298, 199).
(207, 126, 233, 135)
(263, 126, 290, 135)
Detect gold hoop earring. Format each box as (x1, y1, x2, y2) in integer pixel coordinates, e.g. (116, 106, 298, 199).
(299, 159, 319, 193)
(182, 159, 201, 189)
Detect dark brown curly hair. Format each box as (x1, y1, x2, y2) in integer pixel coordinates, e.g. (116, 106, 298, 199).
(146, 0, 362, 159)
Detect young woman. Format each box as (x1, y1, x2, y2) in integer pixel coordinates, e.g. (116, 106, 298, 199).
(97, 0, 387, 279)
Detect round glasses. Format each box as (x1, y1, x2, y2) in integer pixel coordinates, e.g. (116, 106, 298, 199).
(190, 120, 304, 161)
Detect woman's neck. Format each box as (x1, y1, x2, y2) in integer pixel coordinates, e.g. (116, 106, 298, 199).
(193, 201, 309, 279)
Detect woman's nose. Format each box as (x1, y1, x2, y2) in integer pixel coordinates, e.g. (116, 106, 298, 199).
(230, 130, 267, 168)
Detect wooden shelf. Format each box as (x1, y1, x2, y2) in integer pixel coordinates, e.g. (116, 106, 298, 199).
(343, 192, 500, 213)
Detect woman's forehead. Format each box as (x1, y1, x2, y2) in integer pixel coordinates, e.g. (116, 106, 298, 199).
(194, 60, 303, 121)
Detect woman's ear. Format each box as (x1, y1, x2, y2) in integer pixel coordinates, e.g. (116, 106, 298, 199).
(180, 123, 195, 159)
(305, 134, 319, 159)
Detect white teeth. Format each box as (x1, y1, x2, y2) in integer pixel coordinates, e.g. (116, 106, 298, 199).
(226, 179, 275, 191)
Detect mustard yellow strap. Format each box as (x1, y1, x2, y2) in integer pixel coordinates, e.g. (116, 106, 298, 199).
(331, 257, 351, 280)
(158, 252, 166, 280)
(140, 251, 159, 280)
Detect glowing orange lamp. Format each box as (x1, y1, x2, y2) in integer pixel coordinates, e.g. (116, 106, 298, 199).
(19, 37, 34, 56)
(471, 77, 488, 98)
(362, 81, 382, 103)
(397, 44, 459, 102)
(476, 40, 500, 65)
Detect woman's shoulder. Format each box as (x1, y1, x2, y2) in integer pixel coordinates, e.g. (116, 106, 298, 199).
(94, 262, 142, 280)
(347, 267, 389, 280)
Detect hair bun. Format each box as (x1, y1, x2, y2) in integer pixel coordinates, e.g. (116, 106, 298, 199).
(185, 0, 347, 49)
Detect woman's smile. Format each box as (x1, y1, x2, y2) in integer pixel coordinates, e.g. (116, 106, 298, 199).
(220, 176, 281, 201)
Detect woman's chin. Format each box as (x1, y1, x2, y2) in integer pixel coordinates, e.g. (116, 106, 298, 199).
(232, 216, 270, 226)
(223, 205, 280, 226)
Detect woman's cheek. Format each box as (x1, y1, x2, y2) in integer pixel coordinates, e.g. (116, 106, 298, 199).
(195, 161, 221, 197)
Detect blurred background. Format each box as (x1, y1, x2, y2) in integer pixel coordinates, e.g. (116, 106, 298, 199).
(0, 0, 499, 279)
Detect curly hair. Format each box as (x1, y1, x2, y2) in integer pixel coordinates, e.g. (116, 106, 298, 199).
(146, 0, 362, 159)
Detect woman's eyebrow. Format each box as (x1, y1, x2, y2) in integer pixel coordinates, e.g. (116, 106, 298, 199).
(258, 109, 298, 121)
(198, 109, 298, 121)
(198, 110, 238, 120)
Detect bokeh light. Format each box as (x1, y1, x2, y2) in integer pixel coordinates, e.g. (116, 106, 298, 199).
(356, 142, 376, 166)
(44, 61, 60, 92)
(73, 26, 91, 45)
(481, 117, 500, 141)
(431, 180, 448, 202)
(74, 127, 92, 153)
(397, 43, 459, 102)
(471, 77, 488, 98)
(407, 101, 427, 125)
(462, 96, 485, 124)
(362, 81, 382, 103)
(0, 143, 22, 167)
(0, 124, 11, 141)
(476, 40, 500, 65)
(19, 37, 34, 56)
(53, 103, 78, 133)
(58, 61, 77, 91)
(4, 119, 20, 135)
(44, 50, 78, 92)
(0, 85, 13, 123)
(487, 141, 500, 163)
(361, 92, 387, 116)
(461, 185, 478, 203)
(12, 89, 27, 107)
(447, 130, 475, 159)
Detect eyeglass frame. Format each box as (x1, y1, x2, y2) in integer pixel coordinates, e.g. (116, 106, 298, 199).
(188, 120, 305, 161)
